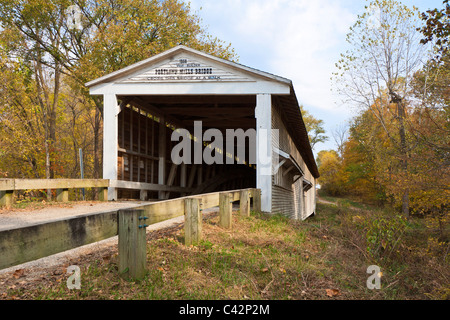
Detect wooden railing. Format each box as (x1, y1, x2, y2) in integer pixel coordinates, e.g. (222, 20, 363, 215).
(0, 188, 262, 280)
(0, 179, 198, 208)
(0, 179, 110, 207)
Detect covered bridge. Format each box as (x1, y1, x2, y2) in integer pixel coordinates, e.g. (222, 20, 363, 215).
(86, 45, 319, 220)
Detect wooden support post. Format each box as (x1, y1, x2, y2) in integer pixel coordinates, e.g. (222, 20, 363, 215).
(219, 193, 232, 229)
(184, 198, 202, 246)
(187, 165, 197, 188)
(197, 166, 203, 185)
(56, 188, 69, 202)
(0, 190, 14, 208)
(118, 209, 147, 280)
(180, 163, 187, 187)
(158, 116, 166, 200)
(180, 163, 187, 196)
(98, 187, 108, 201)
(103, 94, 119, 201)
(253, 188, 262, 213)
(140, 190, 147, 201)
(256, 94, 272, 212)
(164, 163, 178, 199)
(240, 189, 250, 217)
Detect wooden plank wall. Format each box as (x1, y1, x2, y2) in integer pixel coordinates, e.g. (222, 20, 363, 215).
(117, 103, 257, 200)
(118, 105, 161, 200)
(271, 103, 317, 219)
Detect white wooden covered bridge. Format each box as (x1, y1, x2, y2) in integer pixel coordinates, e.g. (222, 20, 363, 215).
(86, 45, 319, 220)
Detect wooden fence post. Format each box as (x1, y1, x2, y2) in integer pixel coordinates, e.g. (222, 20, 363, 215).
(184, 198, 202, 246)
(118, 209, 147, 280)
(240, 189, 250, 217)
(0, 190, 14, 208)
(219, 193, 232, 229)
(98, 187, 108, 201)
(253, 188, 262, 213)
(56, 188, 69, 202)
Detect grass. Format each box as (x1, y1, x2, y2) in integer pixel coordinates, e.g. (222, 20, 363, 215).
(0, 198, 448, 300)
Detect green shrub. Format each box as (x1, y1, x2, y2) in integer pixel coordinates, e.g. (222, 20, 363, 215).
(365, 214, 408, 262)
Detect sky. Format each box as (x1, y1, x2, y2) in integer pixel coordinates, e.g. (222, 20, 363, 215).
(187, 0, 444, 157)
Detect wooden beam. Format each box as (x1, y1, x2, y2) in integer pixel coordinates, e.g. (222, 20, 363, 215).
(197, 166, 203, 186)
(0, 179, 14, 191)
(111, 180, 193, 194)
(164, 164, 178, 199)
(131, 97, 185, 130)
(140, 198, 185, 225)
(98, 187, 108, 201)
(253, 188, 262, 213)
(187, 165, 197, 189)
(162, 107, 254, 116)
(166, 164, 178, 187)
(219, 192, 233, 229)
(180, 164, 187, 188)
(151, 118, 155, 184)
(158, 115, 166, 199)
(185, 119, 256, 129)
(240, 189, 250, 217)
(0, 210, 118, 270)
(2, 179, 109, 191)
(56, 189, 69, 202)
(0, 190, 14, 208)
(144, 95, 256, 105)
(118, 148, 158, 162)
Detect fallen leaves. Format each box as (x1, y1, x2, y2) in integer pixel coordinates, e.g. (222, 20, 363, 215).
(325, 288, 341, 297)
(12, 269, 25, 279)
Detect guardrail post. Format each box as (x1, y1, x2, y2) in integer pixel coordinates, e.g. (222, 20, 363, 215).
(240, 189, 250, 217)
(98, 187, 108, 201)
(118, 209, 147, 280)
(253, 188, 262, 213)
(184, 198, 202, 246)
(56, 188, 69, 202)
(219, 193, 232, 229)
(0, 190, 14, 208)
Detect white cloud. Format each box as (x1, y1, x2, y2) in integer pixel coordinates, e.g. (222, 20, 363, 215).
(190, 0, 355, 114)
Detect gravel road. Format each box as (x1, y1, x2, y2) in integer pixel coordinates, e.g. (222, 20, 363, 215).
(0, 201, 145, 231)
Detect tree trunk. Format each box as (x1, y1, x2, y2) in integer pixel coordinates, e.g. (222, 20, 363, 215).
(396, 99, 410, 219)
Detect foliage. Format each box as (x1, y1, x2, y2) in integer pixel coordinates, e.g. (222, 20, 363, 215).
(316, 150, 346, 196)
(1, 201, 448, 300)
(0, 0, 236, 181)
(333, 0, 429, 218)
(363, 214, 408, 262)
(300, 105, 329, 150)
(419, 0, 449, 60)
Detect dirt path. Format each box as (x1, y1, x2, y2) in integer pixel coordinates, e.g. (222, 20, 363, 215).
(0, 201, 146, 231)
(317, 197, 337, 206)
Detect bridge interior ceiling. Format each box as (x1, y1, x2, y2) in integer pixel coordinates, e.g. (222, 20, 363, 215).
(115, 94, 258, 201)
(119, 94, 257, 131)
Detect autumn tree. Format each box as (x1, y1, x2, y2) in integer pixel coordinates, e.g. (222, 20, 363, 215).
(333, 0, 430, 218)
(0, 0, 236, 184)
(300, 105, 328, 150)
(419, 0, 449, 60)
(316, 150, 347, 196)
(331, 123, 348, 158)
